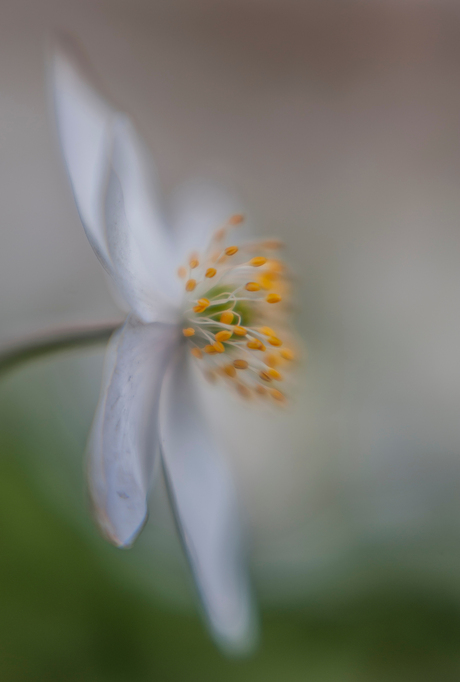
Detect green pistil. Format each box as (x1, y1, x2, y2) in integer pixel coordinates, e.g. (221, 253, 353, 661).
(194, 284, 253, 328)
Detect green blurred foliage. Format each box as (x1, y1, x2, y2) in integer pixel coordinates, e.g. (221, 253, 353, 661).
(1, 352, 460, 681)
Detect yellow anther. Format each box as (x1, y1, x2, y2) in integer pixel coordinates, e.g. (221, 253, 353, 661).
(182, 328, 195, 337)
(233, 359, 248, 370)
(259, 326, 276, 336)
(223, 364, 236, 378)
(255, 384, 267, 396)
(193, 298, 210, 313)
(245, 282, 261, 292)
(267, 368, 282, 381)
(260, 371, 272, 382)
(225, 246, 239, 256)
(177, 266, 187, 279)
(228, 214, 244, 225)
(191, 347, 203, 359)
(258, 274, 273, 290)
(233, 326, 247, 336)
(280, 348, 294, 361)
(267, 259, 284, 273)
(265, 353, 281, 368)
(205, 267, 217, 278)
(204, 344, 217, 354)
(266, 293, 281, 304)
(249, 257, 267, 267)
(268, 336, 282, 347)
(213, 341, 225, 353)
(220, 311, 234, 325)
(247, 339, 264, 350)
(185, 279, 196, 292)
(215, 330, 232, 343)
(270, 388, 286, 402)
(189, 258, 199, 269)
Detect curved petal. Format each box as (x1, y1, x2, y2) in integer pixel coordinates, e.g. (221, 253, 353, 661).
(51, 38, 181, 322)
(104, 116, 181, 322)
(159, 348, 257, 653)
(51, 38, 113, 270)
(87, 316, 179, 547)
(169, 179, 245, 263)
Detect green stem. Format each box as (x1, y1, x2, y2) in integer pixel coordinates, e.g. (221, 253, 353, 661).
(0, 322, 121, 376)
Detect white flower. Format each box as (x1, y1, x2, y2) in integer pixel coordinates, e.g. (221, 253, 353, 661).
(51, 40, 296, 652)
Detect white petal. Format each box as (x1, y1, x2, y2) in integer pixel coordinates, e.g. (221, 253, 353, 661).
(51, 38, 113, 270)
(104, 116, 181, 322)
(87, 316, 179, 548)
(51, 39, 181, 322)
(159, 349, 257, 652)
(169, 179, 244, 261)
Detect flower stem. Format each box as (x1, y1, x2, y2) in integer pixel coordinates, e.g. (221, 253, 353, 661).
(0, 322, 121, 377)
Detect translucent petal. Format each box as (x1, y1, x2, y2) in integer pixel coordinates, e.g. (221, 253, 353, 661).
(104, 116, 181, 322)
(159, 350, 257, 652)
(51, 39, 113, 270)
(51, 39, 181, 322)
(87, 316, 178, 547)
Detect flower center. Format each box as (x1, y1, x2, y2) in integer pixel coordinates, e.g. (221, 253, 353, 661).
(177, 215, 297, 403)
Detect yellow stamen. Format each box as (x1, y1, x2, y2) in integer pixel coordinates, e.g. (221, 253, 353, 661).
(249, 257, 267, 267)
(233, 326, 247, 336)
(270, 388, 285, 402)
(247, 339, 265, 350)
(177, 266, 187, 279)
(260, 371, 272, 382)
(259, 326, 276, 336)
(220, 311, 234, 325)
(191, 347, 202, 359)
(258, 274, 273, 290)
(223, 364, 236, 378)
(280, 348, 294, 361)
(266, 293, 281, 304)
(215, 330, 232, 343)
(229, 214, 244, 225)
(204, 344, 217, 354)
(255, 384, 267, 396)
(193, 298, 210, 313)
(267, 259, 284, 273)
(265, 353, 280, 367)
(245, 282, 260, 292)
(189, 258, 199, 269)
(268, 336, 282, 347)
(185, 279, 196, 292)
(182, 328, 195, 337)
(225, 246, 238, 256)
(233, 359, 248, 370)
(205, 267, 217, 278)
(213, 341, 225, 353)
(267, 368, 282, 381)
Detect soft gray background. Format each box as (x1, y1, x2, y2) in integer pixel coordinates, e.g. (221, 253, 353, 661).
(2, 0, 460, 608)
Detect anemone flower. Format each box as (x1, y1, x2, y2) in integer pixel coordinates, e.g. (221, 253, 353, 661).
(51, 40, 297, 652)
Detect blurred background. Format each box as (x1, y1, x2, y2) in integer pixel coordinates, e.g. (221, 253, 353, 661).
(2, 0, 460, 679)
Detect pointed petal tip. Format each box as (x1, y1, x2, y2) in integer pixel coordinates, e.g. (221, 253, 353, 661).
(90, 500, 148, 549)
(212, 608, 260, 657)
